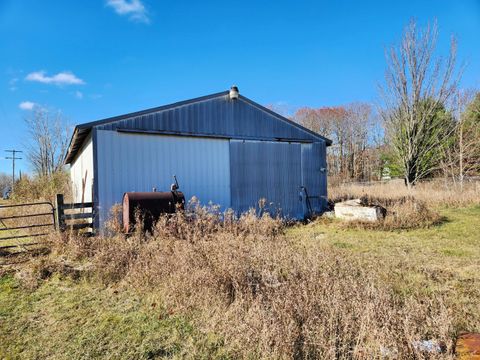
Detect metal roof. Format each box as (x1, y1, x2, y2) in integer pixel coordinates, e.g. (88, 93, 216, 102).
(65, 89, 332, 164)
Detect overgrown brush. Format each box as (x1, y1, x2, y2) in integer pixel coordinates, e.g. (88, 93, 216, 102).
(32, 202, 458, 359)
(12, 171, 71, 204)
(328, 178, 480, 230)
(329, 194, 443, 230)
(329, 179, 480, 208)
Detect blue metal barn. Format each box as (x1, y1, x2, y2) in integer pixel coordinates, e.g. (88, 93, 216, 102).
(64, 87, 332, 229)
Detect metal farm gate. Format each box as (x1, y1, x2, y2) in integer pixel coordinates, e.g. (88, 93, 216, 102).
(0, 195, 94, 252)
(0, 202, 56, 250)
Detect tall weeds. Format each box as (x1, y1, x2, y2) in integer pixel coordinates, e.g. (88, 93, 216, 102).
(43, 202, 456, 359)
(329, 179, 480, 208)
(328, 179, 480, 230)
(12, 171, 71, 204)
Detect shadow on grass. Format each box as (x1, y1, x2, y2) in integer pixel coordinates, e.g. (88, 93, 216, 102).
(0, 246, 50, 266)
(432, 215, 450, 227)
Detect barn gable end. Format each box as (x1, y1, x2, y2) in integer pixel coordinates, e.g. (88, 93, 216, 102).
(65, 91, 330, 164)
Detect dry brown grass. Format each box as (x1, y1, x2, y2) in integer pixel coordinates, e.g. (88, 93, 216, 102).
(6, 181, 479, 358)
(328, 179, 480, 231)
(330, 195, 443, 231)
(0, 172, 72, 253)
(23, 200, 462, 359)
(329, 179, 480, 208)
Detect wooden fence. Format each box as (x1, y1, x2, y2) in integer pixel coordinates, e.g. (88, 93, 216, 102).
(55, 194, 94, 235)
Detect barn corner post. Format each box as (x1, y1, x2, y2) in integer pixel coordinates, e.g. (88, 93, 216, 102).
(55, 193, 66, 231)
(92, 127, 100, 234)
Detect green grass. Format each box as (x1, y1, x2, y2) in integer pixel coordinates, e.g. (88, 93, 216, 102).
(0, 275, 228, 359)
(288, 205, 480, 332)
(289, 206, 480, 261)
(1, 206, 479, 358)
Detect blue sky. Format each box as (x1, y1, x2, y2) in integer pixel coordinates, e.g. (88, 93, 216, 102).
(0, 0, 479, 174)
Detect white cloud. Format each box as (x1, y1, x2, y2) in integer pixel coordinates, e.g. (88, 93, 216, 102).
(106, 0, 149, 23)
(75, 90, 83, 99)
(19, 101, 36, 110)
(25, 71, 85, 86)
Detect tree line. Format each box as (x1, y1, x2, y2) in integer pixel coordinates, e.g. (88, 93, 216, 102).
(291, 20, 479, 187)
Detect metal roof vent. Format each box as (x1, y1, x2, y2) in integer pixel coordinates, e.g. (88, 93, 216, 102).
(229, 85, 239, 100)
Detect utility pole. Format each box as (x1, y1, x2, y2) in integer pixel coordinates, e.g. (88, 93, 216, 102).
(5, 149, 22, 192)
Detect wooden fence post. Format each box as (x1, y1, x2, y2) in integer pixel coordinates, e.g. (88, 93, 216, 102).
(55, 194, 65, 231)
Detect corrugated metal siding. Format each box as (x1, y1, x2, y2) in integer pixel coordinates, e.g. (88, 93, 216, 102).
(229, 140, 304, 219)
(69, 134, 93, 203)
(94, 96, 320, 143)
(301, 143, 327, 213)
(95, 130, 231, 227)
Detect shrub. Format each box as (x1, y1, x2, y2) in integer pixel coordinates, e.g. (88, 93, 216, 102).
(12, 171, 71, 204)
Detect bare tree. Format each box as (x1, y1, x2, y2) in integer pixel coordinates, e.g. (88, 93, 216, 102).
(265, 103, 294, 118)
(294, 104, 380, 182)
(344, 103, 373, 180)
(379, 20, 462, 187)
(445, 91, 480, 185)
(0, 172, 10, 195)
(25, 109, 69, 177)
(294, 107, 334, 136)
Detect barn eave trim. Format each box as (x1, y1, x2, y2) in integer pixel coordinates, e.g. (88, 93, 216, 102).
(65, 127, 91, 164)
(115, 128, 315, 143)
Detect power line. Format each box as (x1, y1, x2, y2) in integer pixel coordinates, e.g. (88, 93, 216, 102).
(5, 149, 22, 192)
